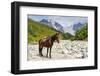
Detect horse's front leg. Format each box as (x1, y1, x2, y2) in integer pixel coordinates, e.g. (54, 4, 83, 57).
(49, 47, 52, 58)
(40, 46, 43, 56)
(46, 48, 49, 58)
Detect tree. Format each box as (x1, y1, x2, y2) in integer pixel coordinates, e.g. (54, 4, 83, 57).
(75, 23, 88, 40)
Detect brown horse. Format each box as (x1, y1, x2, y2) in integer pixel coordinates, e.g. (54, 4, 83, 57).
(38, 32, 60, 58)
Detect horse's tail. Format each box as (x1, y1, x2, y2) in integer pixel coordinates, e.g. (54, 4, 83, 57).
(39, 39, 43, 56)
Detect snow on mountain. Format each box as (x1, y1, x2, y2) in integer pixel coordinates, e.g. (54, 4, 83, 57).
(73, 22, 84, 31)
(63, 22, 85, 35)
(40, 18, 85, 35)
(40, 19, 64, 32)
(63, 26, 75, 35)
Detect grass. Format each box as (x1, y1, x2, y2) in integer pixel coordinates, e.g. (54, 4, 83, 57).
(28, 18, 62, 43)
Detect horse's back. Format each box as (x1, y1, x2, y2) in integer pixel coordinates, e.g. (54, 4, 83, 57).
(39, 36, 52, 47)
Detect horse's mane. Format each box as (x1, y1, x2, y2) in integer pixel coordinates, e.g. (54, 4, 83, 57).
(51, 33, 57, 41)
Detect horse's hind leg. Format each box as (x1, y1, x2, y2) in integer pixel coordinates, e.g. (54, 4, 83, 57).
(39, 45, 41, 55)
(39, 45, 43, 56)
(40, 47, 43, 56)
(46, 48, 49, 57)
(49, 47, 52, 58)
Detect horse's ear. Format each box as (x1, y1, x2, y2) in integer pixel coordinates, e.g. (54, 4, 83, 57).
(56, 32, 60, 35)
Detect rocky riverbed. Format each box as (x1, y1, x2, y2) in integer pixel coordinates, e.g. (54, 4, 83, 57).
(27, 40, 88, 61)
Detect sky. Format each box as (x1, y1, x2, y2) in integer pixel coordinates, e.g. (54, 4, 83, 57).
(28, 15, 88, 27)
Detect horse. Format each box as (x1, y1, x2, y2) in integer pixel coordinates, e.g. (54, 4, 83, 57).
(38, 32, 60, 58)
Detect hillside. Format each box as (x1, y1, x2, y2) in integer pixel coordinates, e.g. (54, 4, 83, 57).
(28, 18, 66, 43)
(75, 23, 88, 40)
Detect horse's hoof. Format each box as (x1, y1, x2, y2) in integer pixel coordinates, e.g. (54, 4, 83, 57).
(40, 54, 43, 57)
(41, 54, 43, 56)
(46, 55, 48, 58)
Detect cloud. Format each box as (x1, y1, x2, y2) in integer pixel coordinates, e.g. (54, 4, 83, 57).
(47, 16, 87, 27)
(28, 15, 88, 27)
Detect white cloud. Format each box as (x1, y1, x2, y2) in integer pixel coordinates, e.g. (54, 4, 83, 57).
(47, 16, 87, 27)
(28, 15, 88, 27)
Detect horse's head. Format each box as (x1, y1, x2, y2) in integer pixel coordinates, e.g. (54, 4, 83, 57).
(54, 32, 60, 43)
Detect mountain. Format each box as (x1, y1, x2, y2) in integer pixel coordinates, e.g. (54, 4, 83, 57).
(63, 22, 85, 35)
(62, 32, 74, 39)
(63, 26, 75, 35)
(40, 19, 85, 36)
(75, 24, 88, 40)
(28, 18, 66, 43)
(73, 22, 84, 31)
(28, 18, 56, 43)
(40, 19, 64, 32)
(28, 18, 87, 43)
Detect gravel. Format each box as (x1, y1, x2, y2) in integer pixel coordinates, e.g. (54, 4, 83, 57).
(27, 40, 88, 61)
